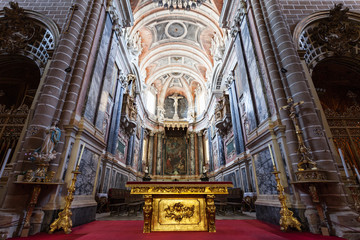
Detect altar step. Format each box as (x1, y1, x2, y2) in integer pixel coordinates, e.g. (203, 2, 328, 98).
(10, 219, 343, 240)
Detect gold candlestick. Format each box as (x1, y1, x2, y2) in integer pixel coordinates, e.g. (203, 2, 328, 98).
(272, 166, 302, 231)
(49, 166, 81, 234)
(269, 145, 301, 231)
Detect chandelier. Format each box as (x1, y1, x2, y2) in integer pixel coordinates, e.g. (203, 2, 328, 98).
(155, 0, 207, 11)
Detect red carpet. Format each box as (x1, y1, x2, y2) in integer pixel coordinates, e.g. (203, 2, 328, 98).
(11, 220, 344, 240)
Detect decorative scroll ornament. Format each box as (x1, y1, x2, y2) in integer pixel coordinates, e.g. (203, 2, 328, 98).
(0, 2, 40, 54)
(313, 4, 360, 56)
(164, 202, 195, 222)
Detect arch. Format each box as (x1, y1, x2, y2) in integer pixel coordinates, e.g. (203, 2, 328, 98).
(0, 5, 60, 71)
(293, 7, 360, 70)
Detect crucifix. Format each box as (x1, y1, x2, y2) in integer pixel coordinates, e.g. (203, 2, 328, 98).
(169, 93, 183, 120)
(281, 97, 317, 171)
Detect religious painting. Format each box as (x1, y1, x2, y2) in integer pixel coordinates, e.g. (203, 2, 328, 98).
(164, 137, 187, 175)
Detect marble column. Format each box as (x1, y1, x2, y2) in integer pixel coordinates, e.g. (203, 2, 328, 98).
(198, 132, 204, 175)
(107, 83, 125, 154)
(126, 133, 135, 166)
(207, 128, 214, 172)
(152, 133, 158, 175)
(148, 133, 154, 175)
(156, 132, 163, 175)
(190, 132, 195, 175)
(194, 133, 199, 175)
(217, 132, 225, 167)
(138, 128, 144, 172)
(228, 81, 245, 154)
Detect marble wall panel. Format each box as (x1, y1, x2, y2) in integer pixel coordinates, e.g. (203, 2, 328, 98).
(253, 148, 277, 195)
(241, 20, 268, 123)
(95, 34, 118, 132)
(234, 37, 257, 132)
(62, 143, 73, 181)
(75, 148, 100, 195)
(102, 167, 110, 193)
(96, 165, 102, 193)
(84, 14, 112, 122)
(241, 167, 249, 192)
(224, 171, 236, 186)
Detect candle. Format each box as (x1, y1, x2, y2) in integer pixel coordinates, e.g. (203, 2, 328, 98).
(0, 149, 11, 178)
(338, 148, 349, 178)
(354, 166, 360, 183)
(268, 144, 276, 167)
(77, 144, 86, 167)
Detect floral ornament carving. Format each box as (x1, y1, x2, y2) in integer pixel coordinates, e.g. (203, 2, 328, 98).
(0, 2, 40, 54)
(164, 202, 195, 222)
(313, 4, 360, 56)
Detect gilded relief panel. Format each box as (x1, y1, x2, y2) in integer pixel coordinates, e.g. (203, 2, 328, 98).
(152, 198, 207, 231)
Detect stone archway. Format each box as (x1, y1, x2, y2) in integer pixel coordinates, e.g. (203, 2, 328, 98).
(294, 4, 360, 177)
(0, 2, 60, 178)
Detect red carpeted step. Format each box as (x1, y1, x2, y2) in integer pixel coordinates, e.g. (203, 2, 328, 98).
(10, 220, 345, 240)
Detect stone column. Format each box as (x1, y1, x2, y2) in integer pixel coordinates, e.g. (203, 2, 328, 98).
(254, 0, 359, 236)
(198, 132, 204, 175)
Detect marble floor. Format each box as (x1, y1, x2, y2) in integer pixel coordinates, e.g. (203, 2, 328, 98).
(96, 210, 256, 221)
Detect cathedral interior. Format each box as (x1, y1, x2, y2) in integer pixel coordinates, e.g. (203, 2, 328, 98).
(0, 0, 360, 239)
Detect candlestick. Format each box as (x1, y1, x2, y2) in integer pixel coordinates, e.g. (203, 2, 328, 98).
(77, 144, 85, 167)
(268, 144, 276, 168)
(338, 148, 349, 178)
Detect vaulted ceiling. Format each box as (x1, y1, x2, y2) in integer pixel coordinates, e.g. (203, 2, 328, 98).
(129, 0, 224, 111)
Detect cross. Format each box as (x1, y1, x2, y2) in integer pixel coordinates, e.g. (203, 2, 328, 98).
(169, 93, 183, 120)
(280, 98, 317, 171)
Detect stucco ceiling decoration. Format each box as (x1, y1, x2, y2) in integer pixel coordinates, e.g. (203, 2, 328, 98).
(130, 0, 223, 114)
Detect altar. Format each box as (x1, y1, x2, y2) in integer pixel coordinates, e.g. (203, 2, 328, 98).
(126, 181, 233, 233)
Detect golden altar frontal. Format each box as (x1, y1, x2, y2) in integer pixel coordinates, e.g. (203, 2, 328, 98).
(126, 181, 233, 233)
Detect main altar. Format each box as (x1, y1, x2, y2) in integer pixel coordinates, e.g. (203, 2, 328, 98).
(126, 181, 233, 233)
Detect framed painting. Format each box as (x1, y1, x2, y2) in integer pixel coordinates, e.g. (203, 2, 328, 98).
(164, 137, 187, 175)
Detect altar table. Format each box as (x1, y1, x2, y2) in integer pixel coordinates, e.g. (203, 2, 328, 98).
(126, 181, 233, 233)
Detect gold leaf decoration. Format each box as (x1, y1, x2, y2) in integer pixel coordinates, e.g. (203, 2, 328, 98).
(164, 202, 195, 222)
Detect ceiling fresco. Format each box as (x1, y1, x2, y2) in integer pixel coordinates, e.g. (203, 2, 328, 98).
(129, 0, 224, 117)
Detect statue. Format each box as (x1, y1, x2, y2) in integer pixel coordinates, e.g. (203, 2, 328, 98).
(200, 166, 209, 182)
(143, 166, 151, 181)
(40, 121, 61, 156)
(26, 122, 61, 182)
